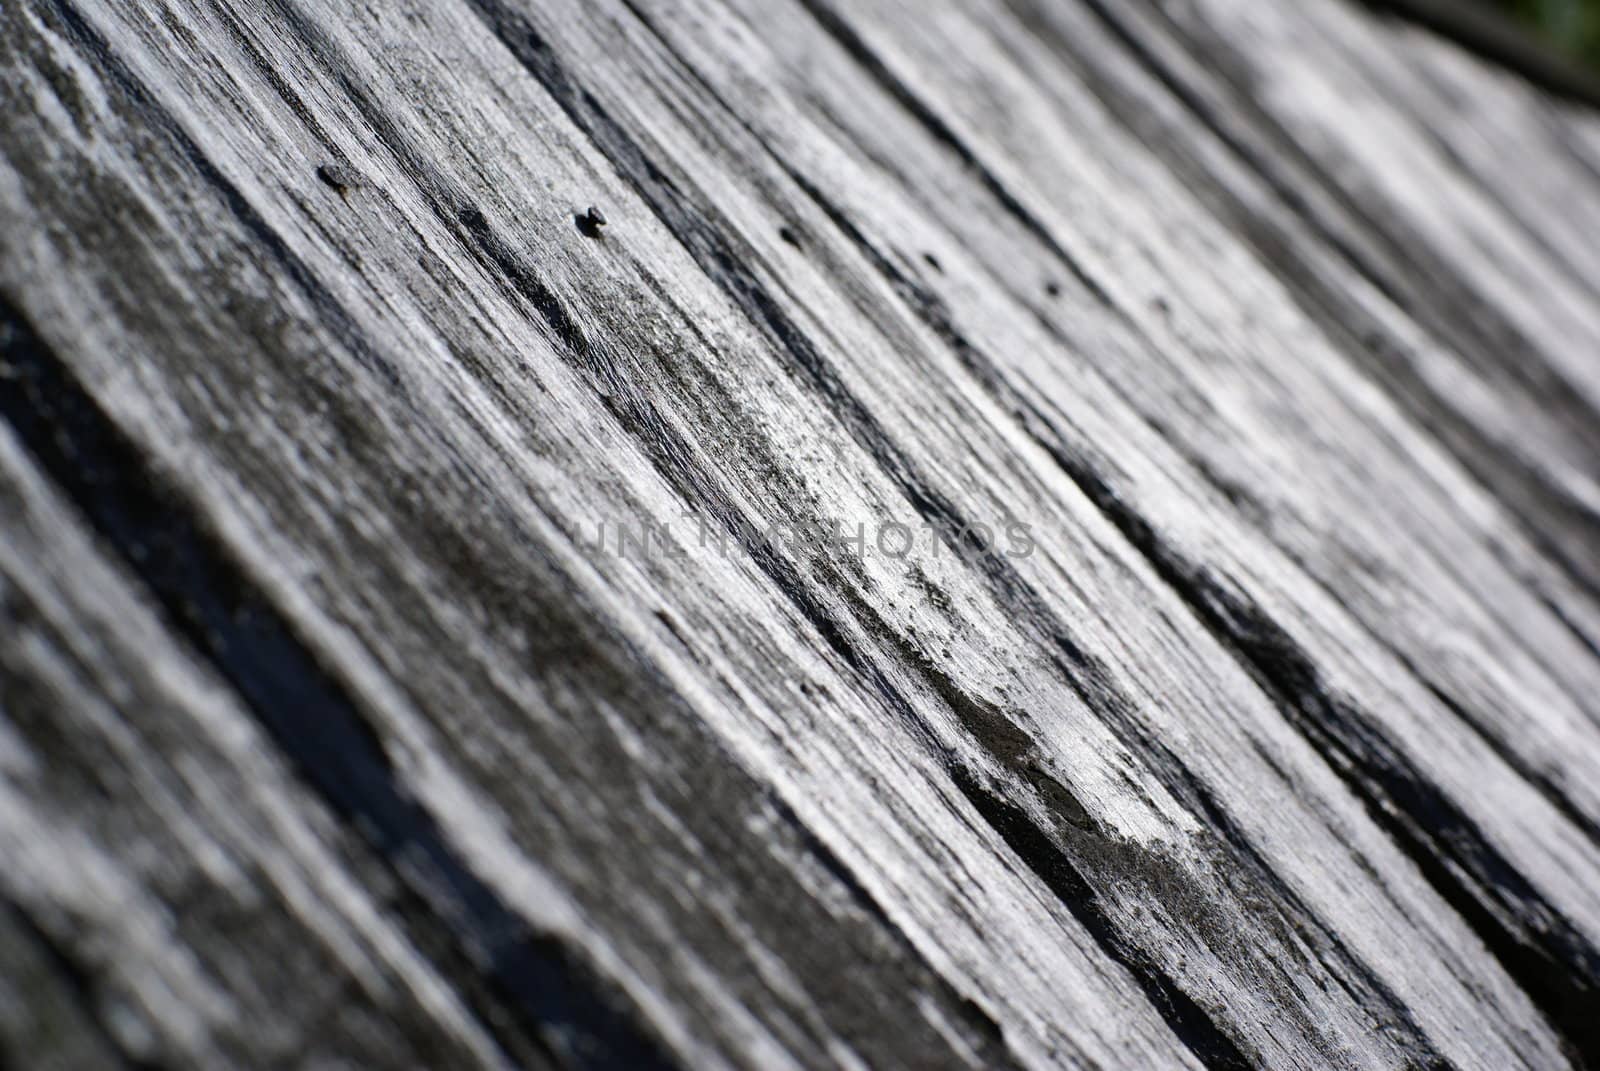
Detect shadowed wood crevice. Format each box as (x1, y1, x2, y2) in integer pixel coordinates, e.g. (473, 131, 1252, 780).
(0, 295, 676, 1071)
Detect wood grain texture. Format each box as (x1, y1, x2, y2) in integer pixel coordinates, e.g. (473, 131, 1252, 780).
(1, 0, 1598, 1067)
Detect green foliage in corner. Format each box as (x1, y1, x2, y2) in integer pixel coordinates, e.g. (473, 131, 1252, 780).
(1495, 0, 1600, 67)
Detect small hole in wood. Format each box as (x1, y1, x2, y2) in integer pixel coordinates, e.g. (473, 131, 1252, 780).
(316, 163, 361, 196)
(577, 205, 608, 238)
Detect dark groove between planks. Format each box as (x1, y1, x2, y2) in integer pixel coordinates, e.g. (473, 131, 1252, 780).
(0, 294, 677, 1071)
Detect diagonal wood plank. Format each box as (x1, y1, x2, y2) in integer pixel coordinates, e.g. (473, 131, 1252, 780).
(2, 0, 1598, 1067)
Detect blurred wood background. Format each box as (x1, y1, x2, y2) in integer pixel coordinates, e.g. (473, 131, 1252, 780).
(3, 0, 1599, 1067)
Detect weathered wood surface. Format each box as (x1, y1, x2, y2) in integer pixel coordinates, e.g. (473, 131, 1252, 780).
(1, 0, 1599, 1067)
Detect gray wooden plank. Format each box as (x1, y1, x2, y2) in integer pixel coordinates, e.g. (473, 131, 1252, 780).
(2, 0, 1598, 1067)
(0, 424, 524, 1069)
